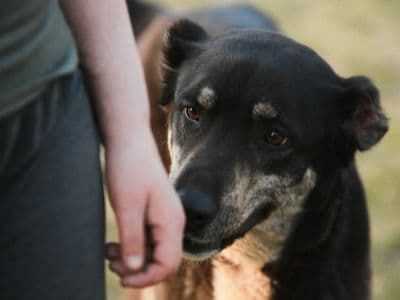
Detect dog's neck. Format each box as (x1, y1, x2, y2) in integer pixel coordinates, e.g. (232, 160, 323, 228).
(211, 171, 313, 300)
(212, 231, 277, 300)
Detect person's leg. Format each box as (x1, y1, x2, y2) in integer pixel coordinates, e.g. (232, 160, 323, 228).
(0, 71, 105, 300)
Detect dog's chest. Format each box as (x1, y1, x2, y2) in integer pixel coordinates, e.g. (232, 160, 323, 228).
(212, 239, 274, 300)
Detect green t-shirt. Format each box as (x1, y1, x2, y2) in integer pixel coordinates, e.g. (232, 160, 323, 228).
(0, 0, 78, 118)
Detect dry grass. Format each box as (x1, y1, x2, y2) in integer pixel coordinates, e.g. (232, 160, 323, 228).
(106, 1, 400, 299)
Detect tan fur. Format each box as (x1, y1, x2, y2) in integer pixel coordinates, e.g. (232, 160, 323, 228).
(137, 16, 175, 169)
(253, 102, 278, 119)
(214, 237, 273, 300)
(198, 87, 216, 109)
(173, 164, 316, 253)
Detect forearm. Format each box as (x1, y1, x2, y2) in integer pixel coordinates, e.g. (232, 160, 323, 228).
(60, 1, 184, 286)
(60, 0, 150, 146)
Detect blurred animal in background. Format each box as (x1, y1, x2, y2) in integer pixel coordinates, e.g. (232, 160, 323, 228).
(127, 1, 388, 299)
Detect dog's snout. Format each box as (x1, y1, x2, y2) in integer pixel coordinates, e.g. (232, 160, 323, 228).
(178, 189, 217, 230)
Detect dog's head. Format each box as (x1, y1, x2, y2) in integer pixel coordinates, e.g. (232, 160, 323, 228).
(160, 20, 388, 260)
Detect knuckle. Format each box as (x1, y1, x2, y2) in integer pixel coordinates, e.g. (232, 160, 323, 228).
(178, 212, 186, 229)
(121, 232, 143, 248)
(149, 275, 162, 286)
(154, 269, 169, 282)
(121, 235, 145, 254)
(163, 259, 180, 276)
(169, 264, 180, 276)
(172, 210, 186, 231)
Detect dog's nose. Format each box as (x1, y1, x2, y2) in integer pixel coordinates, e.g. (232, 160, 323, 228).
(177, 189, 218, 229)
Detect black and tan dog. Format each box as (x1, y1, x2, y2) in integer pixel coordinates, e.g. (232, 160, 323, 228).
(127, 2, 388, 300)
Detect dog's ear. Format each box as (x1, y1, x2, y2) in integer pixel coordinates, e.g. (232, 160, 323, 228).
(163, 19, 207, 70)
(341, 76, 388, 151)
(160, 19, 208, 105)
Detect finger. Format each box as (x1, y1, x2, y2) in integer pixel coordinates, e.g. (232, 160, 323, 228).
(109, 261, 127, 276)
(150, 222, 183, 276)
(109, 260, 135, 277)
(145, 188, 185, 281)
(105, 242, 121, 260)
(115, 198, 146, 271)
(121, 264, 172, 288)
(120, 187, 184, 288)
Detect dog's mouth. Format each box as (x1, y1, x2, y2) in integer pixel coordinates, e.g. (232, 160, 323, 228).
(183, 201, 277, 261)
(183, 236, 220, 261)
(183, 234, 239, 261)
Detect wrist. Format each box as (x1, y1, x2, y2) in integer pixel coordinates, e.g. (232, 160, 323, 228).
(104, 121, 156, 152)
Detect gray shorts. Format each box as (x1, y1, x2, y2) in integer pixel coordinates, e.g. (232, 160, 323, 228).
(0, 71, 105, 300)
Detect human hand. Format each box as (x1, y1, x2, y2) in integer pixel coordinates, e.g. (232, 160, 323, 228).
(104, 126, 185, 288)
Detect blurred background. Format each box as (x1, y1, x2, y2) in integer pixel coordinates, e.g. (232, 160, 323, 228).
(106, 0, 400, 299)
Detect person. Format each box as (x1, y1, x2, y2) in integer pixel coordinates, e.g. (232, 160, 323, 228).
(0, 0, 185, 299)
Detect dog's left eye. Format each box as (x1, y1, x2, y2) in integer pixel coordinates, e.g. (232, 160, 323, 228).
(184, 105, 201, 122)
(265, 129, 288, 146)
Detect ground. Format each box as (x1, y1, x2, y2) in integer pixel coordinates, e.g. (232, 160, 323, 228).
(106, 1, 400, 299)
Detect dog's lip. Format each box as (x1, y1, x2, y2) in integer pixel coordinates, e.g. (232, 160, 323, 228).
(183, 233, 241, 255)
(183, 202, 277, 255)
(183, 236, 221, 254)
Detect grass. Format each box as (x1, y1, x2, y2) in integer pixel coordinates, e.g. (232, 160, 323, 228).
(106, 1, 400, 299)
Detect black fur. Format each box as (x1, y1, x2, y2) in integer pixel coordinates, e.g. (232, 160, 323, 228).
(128, 2, 388, 299)
(160, 14, 387, 299)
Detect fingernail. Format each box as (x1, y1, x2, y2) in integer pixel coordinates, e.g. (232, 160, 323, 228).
(126, 255, 143, 270)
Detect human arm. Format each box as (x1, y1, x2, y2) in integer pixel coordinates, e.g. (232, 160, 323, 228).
(60, 0, 185, 287)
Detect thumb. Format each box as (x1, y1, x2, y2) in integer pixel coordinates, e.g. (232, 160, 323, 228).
(115, 198, 146, 271)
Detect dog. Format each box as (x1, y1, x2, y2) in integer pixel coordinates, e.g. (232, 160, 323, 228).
(127, 1, 388, 299)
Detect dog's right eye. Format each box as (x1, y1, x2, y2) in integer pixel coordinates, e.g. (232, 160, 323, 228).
(265, 129, 288, 146)
(184, 105, 201, 122)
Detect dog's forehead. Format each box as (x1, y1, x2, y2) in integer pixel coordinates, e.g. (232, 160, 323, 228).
(176, 30, 343, 140)
(192, 84, 280, 119)
(201, 30, 339, 89)
(252, 102, 278, 119)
